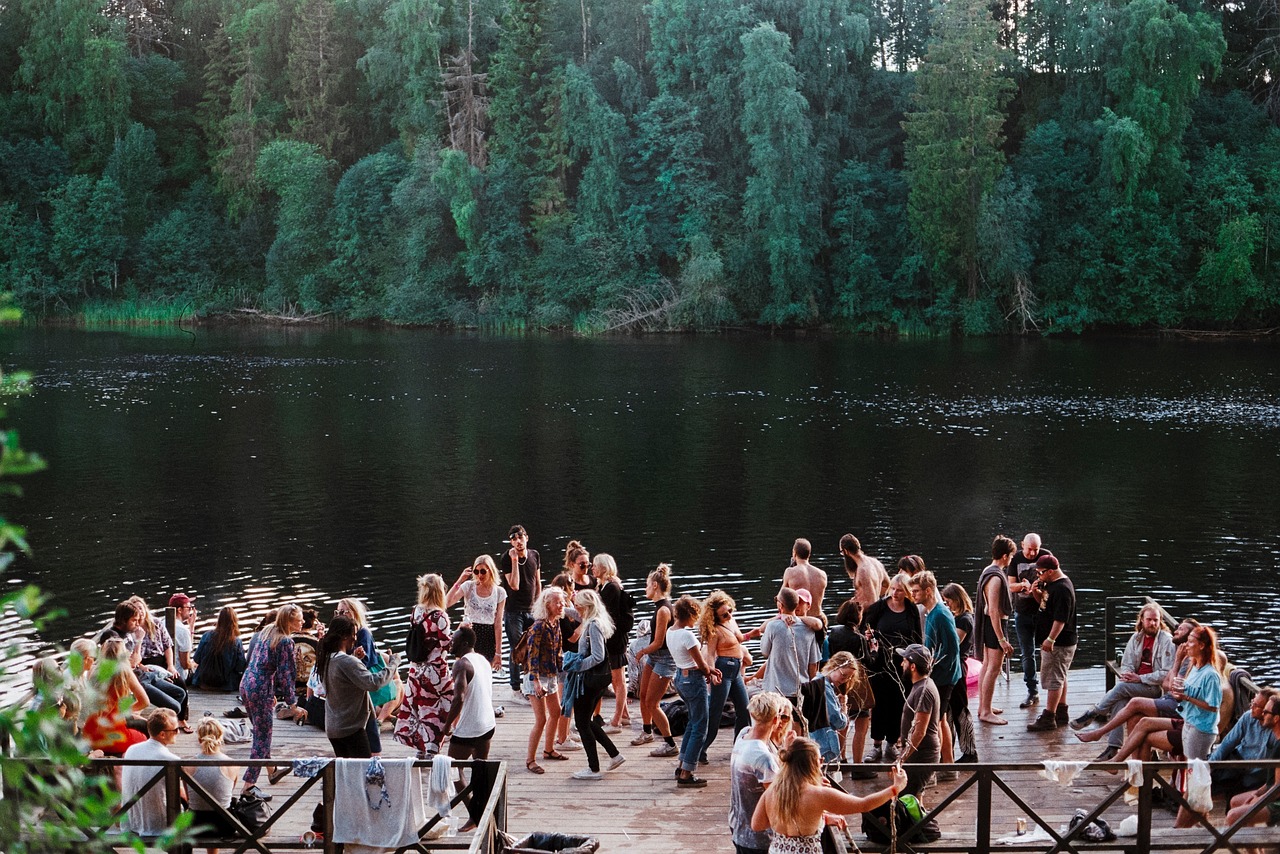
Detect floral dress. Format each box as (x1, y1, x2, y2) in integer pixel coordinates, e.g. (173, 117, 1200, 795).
(238, 633, 296, 784)
(394, 605, 453, 756)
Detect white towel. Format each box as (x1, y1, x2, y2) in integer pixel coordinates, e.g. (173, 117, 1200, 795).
(1124, 758, 1144, 787)
(332, 757, 427, 852)
(428, 754, 453, 818)
(1040, 760, 1088, 785)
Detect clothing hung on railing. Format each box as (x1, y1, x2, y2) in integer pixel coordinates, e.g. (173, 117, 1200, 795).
(332, 757, 426, 853)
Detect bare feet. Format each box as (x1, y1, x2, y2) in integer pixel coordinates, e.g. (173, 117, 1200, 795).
(979, 714, 1008, 725)
(1076, 729, 1101, 743)
(992, 707, 1004, 715)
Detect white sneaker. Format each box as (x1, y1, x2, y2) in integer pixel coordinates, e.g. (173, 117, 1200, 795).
(506, 687, 529, 705)
(556, 739, 583, 752)
(571, 768, 604, 781)
(607, 754, 627, 771)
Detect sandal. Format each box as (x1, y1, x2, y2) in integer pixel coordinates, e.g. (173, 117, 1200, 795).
(542, 750, 569, 761)
(526, 760, 545, 774)
(178, 722, 194, 734)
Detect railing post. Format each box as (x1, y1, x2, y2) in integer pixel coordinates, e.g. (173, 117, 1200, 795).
(1137, 763, 1153, 854)
(975, 767, 992, 854)
(1104, 599, 1116, 690)
(166, 762, 181, 827)
(324, 761, 336, 854)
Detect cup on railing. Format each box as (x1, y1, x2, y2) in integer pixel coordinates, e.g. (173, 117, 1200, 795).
(300, 830, 318, 847)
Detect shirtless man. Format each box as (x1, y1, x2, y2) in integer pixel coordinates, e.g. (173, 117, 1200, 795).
(975, 536, 1016, 724)
(840, 534, 889, 610)
(781, 538, 828, 618)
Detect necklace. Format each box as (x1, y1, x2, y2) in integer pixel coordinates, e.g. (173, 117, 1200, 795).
(515, 551, 527, 566)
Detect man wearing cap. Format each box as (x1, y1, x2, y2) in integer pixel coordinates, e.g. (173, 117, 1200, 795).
(782, 538, 828, 619)
(896, 643, 941, 797)
(1008, 534, 1052, 709)
(169, 593, 197, 685)
(1027, 554, 1077, 731)
(500, 524, 541, 696)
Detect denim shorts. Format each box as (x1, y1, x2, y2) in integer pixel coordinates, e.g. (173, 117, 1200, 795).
(645, 652, 676, 680)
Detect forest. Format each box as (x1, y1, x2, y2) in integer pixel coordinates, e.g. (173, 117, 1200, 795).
(0, 0, 1278, 333)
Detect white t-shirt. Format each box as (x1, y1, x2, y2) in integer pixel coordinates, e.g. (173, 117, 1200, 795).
(665, 626, 700, 670)
(174, 623, 192, 679)
(462, 581, 507, 625)
(730, 734, 780, 849)
(121, 738, 181, 835)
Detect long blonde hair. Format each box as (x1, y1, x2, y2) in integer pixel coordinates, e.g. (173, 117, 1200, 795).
(336, 597, 368, 630)
(263, 604, 301, 650)
(592, 553, 619, 582)
(574, 589, 615, 639)
(772, 738, 822, 822)
(128, 596, 159, 640)
(96, 638, 133, 698)
(417, 574, 447, 610)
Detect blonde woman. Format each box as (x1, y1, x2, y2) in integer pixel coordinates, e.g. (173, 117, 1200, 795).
(83, 638, 150, 757)
(569, 589, 625, 779)
(523, 588, 566, 773)
(187, 718, 239, 846)
(591, 553, 633, 731)
(447, 554, 507, 670)
(632, 564, 678, 756)
(394, 574, 454, 758)
(699, 589, 751, 763)
(751, 737, 907, 853)
(238, 604, 302, 797)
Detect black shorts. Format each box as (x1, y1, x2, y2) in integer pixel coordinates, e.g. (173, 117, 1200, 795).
(607, 652, 626, 670)
(981, 616, 1004, 650)
(932, 677, 955, 714)
(451, 727, 495, 747)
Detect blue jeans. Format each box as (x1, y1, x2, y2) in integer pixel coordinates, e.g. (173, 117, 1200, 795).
(701, 656, 749, 760)
(503, 609, 533, 690)
(1014, 611, 1039, 694)
(674, 670, 709, 774)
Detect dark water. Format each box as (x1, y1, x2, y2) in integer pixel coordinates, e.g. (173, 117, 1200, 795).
(4, 327, 1280, 681)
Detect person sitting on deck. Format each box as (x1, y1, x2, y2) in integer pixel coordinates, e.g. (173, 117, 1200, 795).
(1222, 693, 1280, 834)
(1207, 687, 1280, 792)
(1069, 604, 1175, 756)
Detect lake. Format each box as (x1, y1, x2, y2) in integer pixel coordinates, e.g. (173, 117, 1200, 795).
(4, 326, 1280, 680)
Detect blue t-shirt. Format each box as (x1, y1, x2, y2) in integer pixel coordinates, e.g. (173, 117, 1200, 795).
(1179, 663, 1222, 736)
(925, 602, 963, 687)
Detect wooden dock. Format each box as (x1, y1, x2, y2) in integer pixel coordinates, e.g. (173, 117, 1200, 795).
(172, 665, 1239, 852)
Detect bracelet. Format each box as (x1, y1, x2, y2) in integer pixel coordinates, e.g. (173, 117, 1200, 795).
(1047, 637, 1056, 645)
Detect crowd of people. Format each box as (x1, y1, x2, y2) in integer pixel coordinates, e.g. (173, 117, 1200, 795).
(22, 525, 1280, 851)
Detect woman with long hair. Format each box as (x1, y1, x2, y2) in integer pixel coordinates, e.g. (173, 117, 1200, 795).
(318, 615, 399, 757)
(827, 598, 873, 767)
(446, 555, 507, 671)
(591, 553, 633, 731)
(631, 564, 679, 756)
(193, 606, 248, 691)
(666, 595, 720, 789)
(394, 574, 454, 758)
(549, 573, 584, 753)
(751, 738, 907, 853)
(564, 541, 595, 591)
(238, 603, 303, 797)
(698, 589, 751, 763)
(523, 588, 566, 773)
(334, 597, 397, 752)
(187, 718, 239, 847)
(83, 638, 150, 756)
(568, 589, 625, 779)
(863, 573, 922, 762)
(941, 582, 978, 763)
(129, 595, 192, 732)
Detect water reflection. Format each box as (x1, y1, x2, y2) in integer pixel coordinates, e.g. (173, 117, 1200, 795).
(3, 329, 1280, 683)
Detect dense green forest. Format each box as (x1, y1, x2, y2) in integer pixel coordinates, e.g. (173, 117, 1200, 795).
(1, 0, 1278, 332)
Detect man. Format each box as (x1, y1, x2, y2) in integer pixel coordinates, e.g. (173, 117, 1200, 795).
(1008, 533, 1052, 708)
(1069, 604, 1175, 759)
(500, 524, 541, 696)
(910, 571, 962, 773)
(168, 593, 196, 684)
(975, 535, 1016, 725)
(729, 692, 789, 854)
(896, 643, 942, 797)
(841, 534, 889, 610)
(758, 588, 820, 705)
(441, 625, 498, 832)
(96, 600, 187, 720)
(782, 538, 828, 618)
(1027, 555, 1077, 731)
(1223, 693, 1280, 833)
(1206, 688, 1280, 792)
(120, 709, 184, 837)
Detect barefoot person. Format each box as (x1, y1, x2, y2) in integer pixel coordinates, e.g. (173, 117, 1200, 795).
(782, 538, 828, 618)
(975, 536, 1016, 725)
(841, 534, 889, 610)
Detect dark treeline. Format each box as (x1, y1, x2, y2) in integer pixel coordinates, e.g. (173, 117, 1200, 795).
(1, 0, 1279, 333)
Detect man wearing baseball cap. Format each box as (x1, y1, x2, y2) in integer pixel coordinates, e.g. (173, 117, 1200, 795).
(896, 643, 941, 797)
(168, 593, 197, 684)
(1027, 554, 1078, 732)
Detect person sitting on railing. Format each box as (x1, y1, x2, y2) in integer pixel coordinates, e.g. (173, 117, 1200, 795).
(1222, 692, 1280, 834)
(120, 709, 185, 838)
(1175, 688, 1280, 829)
(1069, 604, 1175, 760)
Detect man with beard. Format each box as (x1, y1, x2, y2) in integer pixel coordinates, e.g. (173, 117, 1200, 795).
(1026, 555, 1077, 732)
(1007, 534, 1052, 709)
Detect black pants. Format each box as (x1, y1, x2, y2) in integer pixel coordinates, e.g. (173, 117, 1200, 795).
(573, 670, 617, 772)
(314, 723, 374, 831)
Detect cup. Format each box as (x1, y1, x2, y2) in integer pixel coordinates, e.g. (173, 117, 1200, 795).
(1016, 818, 1027, 835)
(300, 830, 318, 847)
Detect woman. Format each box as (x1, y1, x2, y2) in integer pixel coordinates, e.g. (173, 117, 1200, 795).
(334, 598, 395, 753)
(523, 588, 566, 773)
(863, 573, 922, 762)
(187, 718, 239, 848)
(897, 555, 926, 577)
(550, 573, 583, 753)
(394, 574, 454, 758)
(1080, 625, 1222, 763)
(83, 638, 150, 757)
(318, 615, 399, 757)
(631, 564, 679, 757)
(446, 555, 507, 671)
(941, 582, 979, 763)
(827, 599, 873, 767)
(800, 651, 862, 766)
(592, 553, 634, 731)
(568, 589, 626, 780)
(193, 606, 248, 692)
(751, 738, 908, 854)
(238, 604, 303, 797)
(666, 595, 720, 788)
(130, 595, 192, 732)
(564, 541, 596, 591)
(698, 589, 751, 763)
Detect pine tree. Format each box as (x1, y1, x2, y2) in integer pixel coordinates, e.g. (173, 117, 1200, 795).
(287, 0, 348, 159)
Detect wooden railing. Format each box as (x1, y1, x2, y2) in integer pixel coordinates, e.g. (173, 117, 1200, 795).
(28, 756, 508, 853)
(833, 758, 1280, 854)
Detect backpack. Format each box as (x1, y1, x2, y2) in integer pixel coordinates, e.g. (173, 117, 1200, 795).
(861, 795, 942, 844)
(511, 627, 534, 672)
(405, 616, 428, 664)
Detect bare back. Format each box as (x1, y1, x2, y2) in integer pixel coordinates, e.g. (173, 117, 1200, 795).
(854, 556, 889, 609)
(782, 563, 828, 616)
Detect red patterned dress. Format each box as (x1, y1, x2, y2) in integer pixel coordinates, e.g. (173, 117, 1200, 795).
(393, 605, 453, 756)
